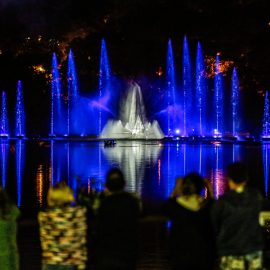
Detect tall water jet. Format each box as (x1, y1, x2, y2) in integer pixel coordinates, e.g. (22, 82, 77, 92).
(263, 91, 270, 137)
(182, 36, 193, 136)
(101, 82, 164, 139)
(214, 55, 224, 136)
(195, 42, 206, 136)
(67, 49, 79, 135)
(15, 81, 25, 137)
(16, 140, 25, 206)
(51, 53, 64, 135)
(166, 39, 176, 135)
(231, 68, 240, 136)
(99, 39, 112, 134)
(0, 92, 9, 136)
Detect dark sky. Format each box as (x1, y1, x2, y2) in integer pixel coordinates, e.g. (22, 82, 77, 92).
(1, 0, 270, 83)
(0, 0, 269, 133)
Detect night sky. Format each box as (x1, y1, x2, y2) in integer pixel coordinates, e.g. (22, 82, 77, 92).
(0, 0, 269, 134)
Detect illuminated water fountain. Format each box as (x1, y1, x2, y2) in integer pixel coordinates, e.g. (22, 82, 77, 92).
(214, 55, 224, 137)
(101, 82, 164, 139)
(98, 39, 112, 134)
(15, 81, 26, 137)
(262, 91, 270, 138)
(231, 68, 240, 137)
(195, 42, 206, 136)
(67, 49, 79, 135)
(0, 92, 9, 137)
(166, 39, 176, 135)
(50, 53, 64, 136)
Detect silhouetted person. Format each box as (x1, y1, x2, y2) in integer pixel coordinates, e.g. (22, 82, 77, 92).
(164, 173, 215, 270)
(0, 188, 20, 270)
(212, 162, 264, 270)
(96, 168, 140, 270)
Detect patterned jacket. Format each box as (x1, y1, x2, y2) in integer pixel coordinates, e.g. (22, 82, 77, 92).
(38, 206, 87, 270)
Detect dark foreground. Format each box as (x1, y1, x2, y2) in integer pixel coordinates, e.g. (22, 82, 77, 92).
(18, 217, 171, 270)
(18, 216, 270, 270)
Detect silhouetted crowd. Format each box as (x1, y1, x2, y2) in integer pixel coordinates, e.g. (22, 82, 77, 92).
(0, 162, 270, 270)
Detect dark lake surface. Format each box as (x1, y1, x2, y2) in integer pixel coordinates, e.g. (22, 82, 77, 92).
(1, 140, 269, 218)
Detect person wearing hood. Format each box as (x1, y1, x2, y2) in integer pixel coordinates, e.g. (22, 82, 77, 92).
(164, 173, 215, 270)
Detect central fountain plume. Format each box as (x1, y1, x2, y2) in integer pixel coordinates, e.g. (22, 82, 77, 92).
(101, 82, 164, 139)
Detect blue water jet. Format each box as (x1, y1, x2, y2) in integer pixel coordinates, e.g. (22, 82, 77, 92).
(263, 91, 270, 137)
(67, 49, 79, 135)
(99, 39, 112, 134)
(166, 39, 176, 135)
(214, 55, 224, 136)
(15, 81, 26, 137)
(16, 140, 25, 206)
(195, 42, 206, 136)
(51, 53, 64, 135)
(182, 36, 193, 136)
(0, 92, 9, 136)
(231, 68, 239, 136)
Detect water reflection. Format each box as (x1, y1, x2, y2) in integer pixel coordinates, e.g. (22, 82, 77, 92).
(103, 142, 162, 193)
(263, 144, 270, 196)
(16, 140, 25, 206)
(0, 140, 8, 188)
(211, 145, 225, 198)
(36, 165, 45, 206)
(0, 141, 269, 210)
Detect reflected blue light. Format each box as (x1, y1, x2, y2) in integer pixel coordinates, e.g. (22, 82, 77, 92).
(16, 140, 25, 206)
(0, 141, 8, 187)
(263, 144, 270, 196)
(212, 145, 225, 198)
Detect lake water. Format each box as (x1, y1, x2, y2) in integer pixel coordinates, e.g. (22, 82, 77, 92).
(1, 140, 269, 218)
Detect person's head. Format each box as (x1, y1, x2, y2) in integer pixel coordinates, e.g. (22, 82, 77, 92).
(182, 173, 205, 196)
(53, 180, 67, 189)
(0, 187, 13, 219)
(226, 162, 248, 190)
(106, 168, 125, 193)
